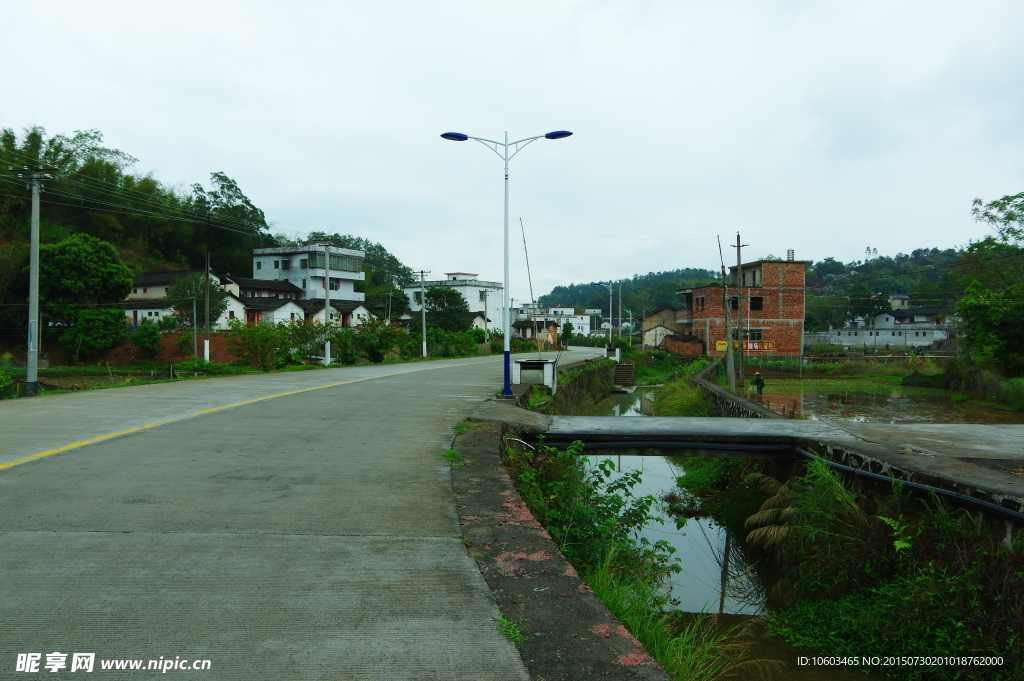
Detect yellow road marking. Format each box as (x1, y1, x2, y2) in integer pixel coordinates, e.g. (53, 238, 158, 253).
(0, 358, 501, 471)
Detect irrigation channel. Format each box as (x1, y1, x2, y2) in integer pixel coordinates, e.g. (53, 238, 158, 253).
(583, 388, 890, 681)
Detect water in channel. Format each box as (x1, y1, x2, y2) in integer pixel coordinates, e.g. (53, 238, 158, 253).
(586, 388, 765, 615)
(585, 388, 890, 681)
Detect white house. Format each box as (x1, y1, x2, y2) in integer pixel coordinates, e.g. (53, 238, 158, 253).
(512, 306, 592, 339)
(404, 272, 504, 331)
(252, 241, 365, 302)
(826, 296, 951, 348)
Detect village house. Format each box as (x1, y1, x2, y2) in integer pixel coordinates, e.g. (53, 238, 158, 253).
(822, 295, 951, 348)
(675, 256, 808, 357)
(251, 241, 366, 302)
(403, 272, 504, 331)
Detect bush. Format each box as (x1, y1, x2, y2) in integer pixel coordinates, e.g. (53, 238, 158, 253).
(59, 308, 129, 361)
(225, 319, 292, 371)
(356, 319, 405, 363)
(158, 314, 183, 331)
(130, 319, 162, 356)
(173, 359, 231, 375)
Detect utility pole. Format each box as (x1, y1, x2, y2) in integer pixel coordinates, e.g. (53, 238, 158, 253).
(618, 280, 622, 342)
(483, 290, 489, 341)
(731, 233, 748, 389)
(717, 237, 736, 393)
(17, 166, 57, 396)
(204, 212, 211, 363)
(192, 298, 198, 358)
(417, 270, 429, 357)
(323, 245, 332, 365)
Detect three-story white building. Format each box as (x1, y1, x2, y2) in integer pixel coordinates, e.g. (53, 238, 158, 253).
(252, 241, 365, 302)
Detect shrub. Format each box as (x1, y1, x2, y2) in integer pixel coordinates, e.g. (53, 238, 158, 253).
(130, 319, 162, 356)
(225, 319, 292, 371)
(59, 308, 129, 362)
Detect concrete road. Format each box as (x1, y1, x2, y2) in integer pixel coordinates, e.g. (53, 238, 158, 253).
(0, 348, 604, 679)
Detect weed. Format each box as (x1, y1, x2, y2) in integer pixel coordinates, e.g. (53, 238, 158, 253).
(440, 449, 463, 465)
(452, 422, 468, 435)
(493, 616, 526, 643)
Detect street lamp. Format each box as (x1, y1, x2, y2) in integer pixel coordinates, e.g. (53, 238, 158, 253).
(440, 130, 573, 396)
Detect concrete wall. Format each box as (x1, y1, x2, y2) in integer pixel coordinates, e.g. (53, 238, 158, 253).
(691, 360, 784, 419)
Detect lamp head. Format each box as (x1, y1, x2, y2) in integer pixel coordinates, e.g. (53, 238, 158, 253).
(544, 130, 573, 140)
(440, 132, 469, 141)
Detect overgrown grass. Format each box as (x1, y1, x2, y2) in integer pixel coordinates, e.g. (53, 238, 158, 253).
(505, 441, 763, 679)
(651, 359, 715, 417)
(742, 459, 1024, 680)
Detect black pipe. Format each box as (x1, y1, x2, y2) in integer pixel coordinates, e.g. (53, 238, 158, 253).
(537, 440, 791, 452)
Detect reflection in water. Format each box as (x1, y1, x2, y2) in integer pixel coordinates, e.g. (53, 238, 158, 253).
(587, 454, 767, 615)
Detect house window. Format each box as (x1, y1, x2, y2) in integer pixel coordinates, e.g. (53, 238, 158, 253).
(143, 288, 148, 293)
(730, 329, 763, 341)
(133, 288, 137, 294)
(730, 296, 738, 310)
(302, 279, 307, 289)
(750, 296, 764, 311)
(290, 313, 296, 321)
(892, 331, 896, 336)
(256, 262, 262, 270)
(854, 331, 858, 336)
(274, 260, 280, 269)
(300, 259, 308, 269)
(281, 260, 290, 270)
(329, 254, 362, 272)
(414, 291, 422, 304)
(480, 291, 487, 301)
(229, 311, 235, 319)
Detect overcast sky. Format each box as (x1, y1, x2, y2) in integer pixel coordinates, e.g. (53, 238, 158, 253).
(3, 0, 1023, 301)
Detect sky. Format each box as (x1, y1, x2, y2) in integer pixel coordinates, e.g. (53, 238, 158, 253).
(3, 0, 1023, 302)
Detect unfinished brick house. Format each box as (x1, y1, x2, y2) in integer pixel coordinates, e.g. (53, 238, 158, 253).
(675, 258, 808, 357)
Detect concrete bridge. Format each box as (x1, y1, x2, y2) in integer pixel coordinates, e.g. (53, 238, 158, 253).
(471, 400, 1024, 539)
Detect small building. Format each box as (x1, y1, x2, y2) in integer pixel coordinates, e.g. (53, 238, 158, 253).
(827, 305, 951, 348)
(129, 269, 213, 299)
(252, 241, 366, 302)
(403, 272, 504, 331)
(676, 257, 808, 357)
(299, 299, 375, 327)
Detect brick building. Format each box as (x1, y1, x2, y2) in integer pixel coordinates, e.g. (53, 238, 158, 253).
(676, 258, 808, 357)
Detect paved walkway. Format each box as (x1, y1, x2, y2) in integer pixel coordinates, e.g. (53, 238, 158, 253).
(0, 349, 602, 679)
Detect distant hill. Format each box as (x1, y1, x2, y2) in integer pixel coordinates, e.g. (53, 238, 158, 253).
(536, 267, 719, 318)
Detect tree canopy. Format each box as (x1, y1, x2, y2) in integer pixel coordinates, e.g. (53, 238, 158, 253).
(165, 272, 229, 327)
(32, 234, 133, 325)
(425, 286, 471, 332)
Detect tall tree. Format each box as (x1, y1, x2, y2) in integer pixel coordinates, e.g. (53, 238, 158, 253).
(32, 234, 133, 325)
(165, 272, 229, 327)
(425, 286, 471, 332)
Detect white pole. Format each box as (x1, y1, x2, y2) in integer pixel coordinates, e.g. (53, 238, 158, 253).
(502, 131, 512, 395)
(323, 245, 331, 365)
(420, 270, 428, 357)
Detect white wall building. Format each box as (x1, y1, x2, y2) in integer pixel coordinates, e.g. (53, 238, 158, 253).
(404, 272, 504, 331)
(825, 296, 950, 348)
(252, 241, 365, 302)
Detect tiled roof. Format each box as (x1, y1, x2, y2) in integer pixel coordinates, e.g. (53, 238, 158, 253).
(228, 277, 303, 293)
(133, 270, 206, 285)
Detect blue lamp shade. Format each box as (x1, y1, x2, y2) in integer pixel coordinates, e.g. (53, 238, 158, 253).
(440, 132, 469, 141)
(545, 130, 573, 139)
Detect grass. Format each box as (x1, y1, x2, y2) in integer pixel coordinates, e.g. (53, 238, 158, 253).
(493, 616, 527, 643)
(585, 555, 777, 681)
(439, 449, 463, 465)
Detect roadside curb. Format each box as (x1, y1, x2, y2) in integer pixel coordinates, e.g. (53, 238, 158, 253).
(451, 419, 671, 681)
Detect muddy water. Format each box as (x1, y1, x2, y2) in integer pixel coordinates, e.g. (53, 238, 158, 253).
(750, 378, 1024, 424)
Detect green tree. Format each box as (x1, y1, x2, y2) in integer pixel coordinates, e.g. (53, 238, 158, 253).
(356, 318, 404, 363)
(848, 285, 890, 326)
(165, 272, 228, 328)
(560, 321, 575, 346)
(286, 317, 330, 361)
(33, 234, 133, 325)
(59, 308, 129, 361)
(425, 286, 470, 332)
(130, 318, 163, 356)
(225, 319, 291, 371)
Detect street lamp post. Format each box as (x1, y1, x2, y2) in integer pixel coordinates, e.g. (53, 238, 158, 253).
(441, 130, 573, 396)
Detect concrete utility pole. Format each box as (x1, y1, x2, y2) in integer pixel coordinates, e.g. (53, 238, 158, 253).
(720, 265, 737, 393)
(18, 166, 57, 396)
(323, 246, 332, 366)
(618, 280, 622, 342)
(732, 233, 748, 388)
(204, 212, 212, 363)
(417, 270, 429, 357)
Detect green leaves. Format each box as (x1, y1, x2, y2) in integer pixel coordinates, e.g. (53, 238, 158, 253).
(35, 234, 133, 325)
(424, 286, 471, 333)
(165, 272, 229, 327)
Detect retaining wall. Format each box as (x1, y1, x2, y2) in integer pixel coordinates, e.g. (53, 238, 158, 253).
(691, 360, 784, 419)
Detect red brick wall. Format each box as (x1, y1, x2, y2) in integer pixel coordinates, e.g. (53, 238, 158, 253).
(660, 338, 704, 356)
(681, 261, 806, 356)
